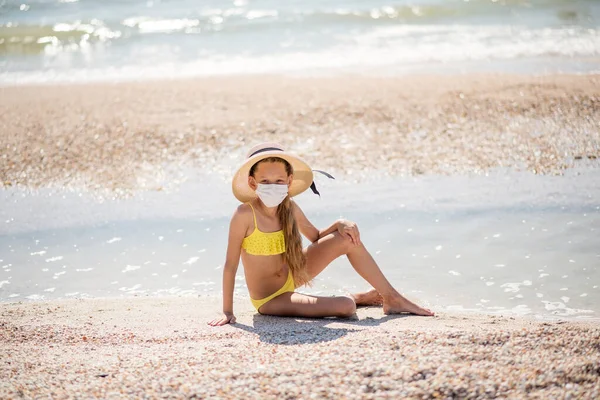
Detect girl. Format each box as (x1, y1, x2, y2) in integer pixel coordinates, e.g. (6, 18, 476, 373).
(208, 143, 434, 326)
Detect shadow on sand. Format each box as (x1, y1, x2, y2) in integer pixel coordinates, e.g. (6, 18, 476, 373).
(231, 308, 411, 345)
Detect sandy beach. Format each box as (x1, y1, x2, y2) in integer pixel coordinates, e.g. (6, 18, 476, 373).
(1, 73, 599, 196)
(1, 73, 600, 398)
(1, 297, 599, 399)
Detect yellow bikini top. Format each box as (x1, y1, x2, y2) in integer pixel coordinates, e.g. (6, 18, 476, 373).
(241, 202, 286, 256)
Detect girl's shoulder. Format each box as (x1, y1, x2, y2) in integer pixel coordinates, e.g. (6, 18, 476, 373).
(231, 202, 254, 224)
(229, 203, 253, 234)
(233, 202, 253, 217)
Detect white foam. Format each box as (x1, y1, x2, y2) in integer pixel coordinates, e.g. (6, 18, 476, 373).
(119, 284, 142, 291)
(53, 271, 66, 279)
(501, 280, 532, 293)
(511, 305, 531, 315)
(246, 10, 278, 20)
(122, 17, 200, 34)
(122, 265, 140, 272)
(542, 301, 594, 316)
(183, 257, 199, 265)
(192, 281, 215, 286)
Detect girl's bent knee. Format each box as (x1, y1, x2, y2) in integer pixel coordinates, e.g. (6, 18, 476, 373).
(338, 297, 357, 317)
(331, 231, 354, 253)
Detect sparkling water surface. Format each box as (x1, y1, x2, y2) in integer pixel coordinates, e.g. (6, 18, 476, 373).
(1, 0, 599, 83)
(1, 166, 598, 320)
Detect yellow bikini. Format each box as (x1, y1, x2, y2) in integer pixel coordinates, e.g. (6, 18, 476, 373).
(250, 269, 295, 312)
(241, 203, 286, 256)
(242, 202, 295, 311)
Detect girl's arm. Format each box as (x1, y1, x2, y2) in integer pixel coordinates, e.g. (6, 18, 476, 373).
(292, 201, 361, 245)
(208, 205, 247, 326)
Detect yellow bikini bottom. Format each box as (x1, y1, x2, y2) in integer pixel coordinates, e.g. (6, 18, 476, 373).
(250, 269, 295, 312)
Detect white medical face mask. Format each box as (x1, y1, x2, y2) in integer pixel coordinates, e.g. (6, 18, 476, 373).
(256, 183, 289, 208)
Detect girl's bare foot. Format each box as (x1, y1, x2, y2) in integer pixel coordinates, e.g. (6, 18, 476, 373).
(383, 293, 435, 316)
(349, 289, 384, 307)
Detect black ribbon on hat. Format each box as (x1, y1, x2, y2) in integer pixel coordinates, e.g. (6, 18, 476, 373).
(249, 147, 285, 156)
(310, 169, 335, 197)
(249, 147, 335, 197)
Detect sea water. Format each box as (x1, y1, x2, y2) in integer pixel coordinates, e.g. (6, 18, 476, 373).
(1, 0, 599, 84)
(1, 166, 599, 320)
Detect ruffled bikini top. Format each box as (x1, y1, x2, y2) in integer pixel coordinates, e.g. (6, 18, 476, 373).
(241, 202, 286, 256)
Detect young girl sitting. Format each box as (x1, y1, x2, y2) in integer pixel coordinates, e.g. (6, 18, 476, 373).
(209, 142, 434, 326)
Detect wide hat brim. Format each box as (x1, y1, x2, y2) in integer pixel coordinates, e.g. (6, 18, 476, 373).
(232, 150, 314, 203)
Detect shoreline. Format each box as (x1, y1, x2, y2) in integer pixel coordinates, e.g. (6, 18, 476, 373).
(3, 293, 600, 323)
(1, 72, 599, 197)
(2, 296, 599, 398)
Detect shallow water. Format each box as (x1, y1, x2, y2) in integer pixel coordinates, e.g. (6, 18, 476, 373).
(1, 166, 599, 320)
(1, 0, 599, 84)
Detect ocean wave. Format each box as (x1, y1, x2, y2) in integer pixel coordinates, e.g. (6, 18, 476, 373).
(0, 10, 281, 54)
(2, 0, 598, 57)
(346, 24, 600, 60)
(2, 24, 598, 85)
(306, 0, 597, 23)
(0, 20, 121, 55)
(122, 17, 201, 34)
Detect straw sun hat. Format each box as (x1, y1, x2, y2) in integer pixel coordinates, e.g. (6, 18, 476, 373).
(232, 142, 333, 203)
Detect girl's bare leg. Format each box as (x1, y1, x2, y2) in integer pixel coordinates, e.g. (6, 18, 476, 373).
(349, 290, 383, 307)
(304, 231, 434, 316)
(257, 291, 356, 318)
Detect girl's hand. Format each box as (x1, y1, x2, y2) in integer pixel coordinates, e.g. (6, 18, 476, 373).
(208, 312, 236, 326)
(337, 219, 361, 246)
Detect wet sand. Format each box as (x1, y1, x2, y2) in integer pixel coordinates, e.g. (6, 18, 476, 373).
(1, 73, 599, 196)
(1, 297, 599, 399)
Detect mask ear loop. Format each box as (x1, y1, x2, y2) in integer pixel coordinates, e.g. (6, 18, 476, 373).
(309, 170, 335, 197)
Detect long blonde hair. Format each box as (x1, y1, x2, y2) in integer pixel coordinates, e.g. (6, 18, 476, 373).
(249, 157, 312, 287)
